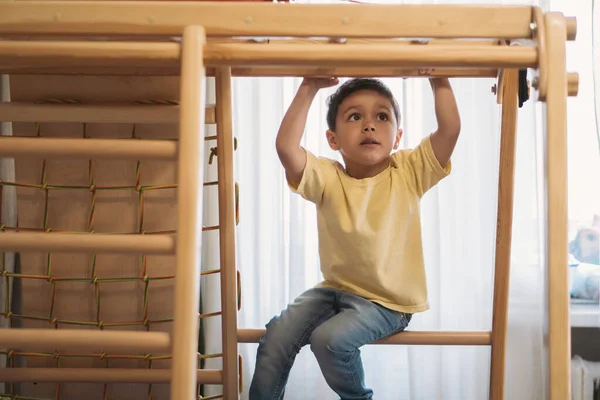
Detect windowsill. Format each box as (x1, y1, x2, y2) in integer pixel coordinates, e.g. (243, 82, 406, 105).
(571, 300, 600, 328)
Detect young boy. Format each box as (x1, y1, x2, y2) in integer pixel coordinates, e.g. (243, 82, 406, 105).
(249, 75, 461, 400)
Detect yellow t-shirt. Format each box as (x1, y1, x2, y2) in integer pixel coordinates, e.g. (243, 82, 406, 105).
(288, 135, 451, 313)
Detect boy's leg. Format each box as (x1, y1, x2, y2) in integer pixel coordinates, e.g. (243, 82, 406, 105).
(309, 292, 411, 400)
(249, 287, 338, 400)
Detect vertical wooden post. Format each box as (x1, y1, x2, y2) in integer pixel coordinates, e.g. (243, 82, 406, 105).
(544, 12, 571, 400)
(216, 67, 239, 399)
(171, 25, 207, 400)
(489, 68, 519, 400)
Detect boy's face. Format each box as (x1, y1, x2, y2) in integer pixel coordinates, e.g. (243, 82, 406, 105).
(326, 90, 402, 171)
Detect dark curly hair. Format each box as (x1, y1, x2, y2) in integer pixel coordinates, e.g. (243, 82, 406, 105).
(326, 78, 400, 132)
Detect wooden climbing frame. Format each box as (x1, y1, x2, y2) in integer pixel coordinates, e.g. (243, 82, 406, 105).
(0, 2, 578, 400)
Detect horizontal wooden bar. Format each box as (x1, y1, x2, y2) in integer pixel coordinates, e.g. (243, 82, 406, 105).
(0, 41, 538, 70)
(0, 368, 222, 384)
(0, 2, 535, 39)
(0, 137, 177, 160)
(0, 102, 216, 124)
(0, 41, 179, 68)
(204, 43, 537, 68)
(0, 232, 175, 254)
(0, 328, 170, 354)
(0, 65, 500, 78)
(238, 329, 492, 346)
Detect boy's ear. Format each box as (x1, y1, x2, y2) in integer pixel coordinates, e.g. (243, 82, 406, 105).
(326, 130, 339, 150)
(393, 129, 403, 150)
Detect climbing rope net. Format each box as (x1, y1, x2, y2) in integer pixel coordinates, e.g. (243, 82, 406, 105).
(0, 99, 240, 400)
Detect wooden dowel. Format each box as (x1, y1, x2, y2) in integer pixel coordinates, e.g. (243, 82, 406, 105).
(566, 16, 577, 40)
(0, 232, 175, 254)
(237, 329, 491, 346)
(204, 43, 538, 68)
(216, 66, 239, 399)
(0, 328, 170, 354)
(489, 68, 519, 400)
(0, 3, 535, 39)
(0, 137, 177, 160)
(0, 102, 216, 124)
(0, 41, 538, 70)
(0, 368, 222, 384)
(170, 25, 206, 400)
(0, 65, 500, 78)
(544, 12, 571, 400)
(226, 67, 499, 78)
(0, 41, 180, 68)
(568, 72, 579, 96)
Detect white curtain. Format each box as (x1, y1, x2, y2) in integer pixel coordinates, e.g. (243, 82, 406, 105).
(198, 0, 592, 399)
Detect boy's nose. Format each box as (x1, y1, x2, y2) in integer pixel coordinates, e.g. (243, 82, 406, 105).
(362, 124, 375, 132)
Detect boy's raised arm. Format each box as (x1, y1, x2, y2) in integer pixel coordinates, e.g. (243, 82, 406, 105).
(428, 77, 461, 168)
(276, 77, 338, 185)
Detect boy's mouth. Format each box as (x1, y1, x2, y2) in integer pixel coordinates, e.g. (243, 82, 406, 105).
(360, 138, 380, 145)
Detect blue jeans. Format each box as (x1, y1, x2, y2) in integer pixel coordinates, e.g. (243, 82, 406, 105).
(248, 287, 412, 400)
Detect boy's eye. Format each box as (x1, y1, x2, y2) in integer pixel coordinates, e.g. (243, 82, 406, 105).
(377, 113, 388, 121)
(349, 113, 361, 121)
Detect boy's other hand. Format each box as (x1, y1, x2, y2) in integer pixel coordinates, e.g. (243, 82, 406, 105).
(301, 77, 339, 90)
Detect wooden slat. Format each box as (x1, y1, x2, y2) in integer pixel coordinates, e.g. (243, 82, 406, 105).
(237, 329, 491, 346)
(216, 66, 239, 398)
(0, 328, 170, 354)
(0, 137, 177, 160)
(0, 368, 223, 384)
(489, 68, 519, 400)
(170, 25, 206, 400)
(0, 65, 500, 78)
(0, 40, 538, 70)
(203, 42, 537, 68)
(0, 102, 216, 124)
(0, 231, 175, 254)
(0, 2, 534, 39)
(544, 12, 571, 400)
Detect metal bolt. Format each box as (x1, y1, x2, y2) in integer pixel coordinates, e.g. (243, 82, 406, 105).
(491, 84, 497, 95)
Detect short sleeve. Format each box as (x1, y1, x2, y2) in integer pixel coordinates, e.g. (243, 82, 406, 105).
(395, 135, 452, 197)
(286, 148, 336, 205)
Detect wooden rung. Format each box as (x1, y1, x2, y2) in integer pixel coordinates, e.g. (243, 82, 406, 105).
(237, 329, 491, 346)
(224, 67, 499, 79)
(0, 328, 170, 354)
(0, 3, 536, 39)
(204, 43, 537, 69)
(0, 368, 222, 384)
(0, 41, 537, 71)
(0, 102, 216, 125)
(0, 137, 177, 160)
(0, 65, 500, 78)
(0, 232, 175, 254)
(0, 41, 179, 68)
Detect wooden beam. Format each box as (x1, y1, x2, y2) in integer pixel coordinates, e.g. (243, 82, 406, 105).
(0, 231, 175, 254)
(0, 65, 500, 78)
(170, 24, 206, 400)
(0, 137, 178, 160)
(0, 41, 539, 70)
(0, 102, 216, 124)
(544, 12, 571, 400)
(489, 68, 519, 400)
(238, 329, 492, 346)
(216, 66, 239, 400)
(0, 2, 535, 39)
(0, 368, 223, 384)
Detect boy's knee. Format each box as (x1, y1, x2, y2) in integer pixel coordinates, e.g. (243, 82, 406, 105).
(310, 325, 352, 356)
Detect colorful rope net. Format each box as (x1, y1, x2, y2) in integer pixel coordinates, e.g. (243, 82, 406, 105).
(0, 98, 240, 400)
